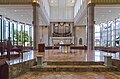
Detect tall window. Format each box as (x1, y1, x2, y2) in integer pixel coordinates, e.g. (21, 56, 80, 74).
(13, 21, 18, 45)
(95, 18, 120, 47)
(95, 25, 100, 46)
(0, 16, 33, 48)
(3, 18, 10, 40)
(25, 24, 30, 46)
(115, 18, 120, 46)
(29, 26, 33, 46)
(17, 23, 23, 45)
(0, 15, 2, 42)
(10, 22, 14, 45)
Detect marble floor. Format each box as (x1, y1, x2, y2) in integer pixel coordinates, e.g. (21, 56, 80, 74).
(9, 49, 120, 65)
(43, 50, 120, 61)
(9, 50, 36, 65)
(12, 49, 120, 79)
(16, 72, 120, 79)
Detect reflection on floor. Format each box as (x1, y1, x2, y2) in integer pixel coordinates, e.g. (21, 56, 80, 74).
(16, 72, 120, 79)
(43, 50, 120, 62)
(13, 49, 120, 79)
(9, 49, 120, 65)
(9, 50, 36, 65)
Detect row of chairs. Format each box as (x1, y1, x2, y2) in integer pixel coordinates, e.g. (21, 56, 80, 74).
(0, 41, 23, 59)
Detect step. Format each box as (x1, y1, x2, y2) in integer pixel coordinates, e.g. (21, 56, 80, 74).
(43, 61, 104, 66)
(30, 65, 118, 72)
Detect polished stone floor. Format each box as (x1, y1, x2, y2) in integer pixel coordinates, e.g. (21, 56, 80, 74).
(13, 49, 120, 79)
(43, 50, 120, 61)
(9, 49, 120, 65)
(16, 72, 120, 79)
(9, 50, 35, 65)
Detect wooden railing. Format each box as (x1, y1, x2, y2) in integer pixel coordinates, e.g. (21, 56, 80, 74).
(0, 59, 9, 79)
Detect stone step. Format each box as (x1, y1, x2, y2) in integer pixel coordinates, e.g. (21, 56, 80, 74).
(30, 65, 118, 72)
(43, 61, 104, 66)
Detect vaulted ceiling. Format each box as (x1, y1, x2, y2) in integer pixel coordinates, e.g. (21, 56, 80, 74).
(49, 0, 76, 7)
(0, 5, 33, 24)
(75, 5, 120, 25)
(0, 1, 120, 26)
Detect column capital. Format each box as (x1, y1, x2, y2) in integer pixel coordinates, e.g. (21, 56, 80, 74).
(88, 3, 95, 7)
(32, 2, 40, 7)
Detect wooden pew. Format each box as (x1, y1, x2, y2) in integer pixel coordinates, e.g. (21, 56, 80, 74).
(0, 59, 9, 79)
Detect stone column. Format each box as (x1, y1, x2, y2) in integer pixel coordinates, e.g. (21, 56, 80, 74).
(104, 56, 112, 67)
(87, 3, 95, 50)
(32, 2, 40, 50)
(48, 25, 50, 46)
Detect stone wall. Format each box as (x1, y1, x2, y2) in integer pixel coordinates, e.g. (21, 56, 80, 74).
(75, 25, 86, 45)
(112, 59, 120, 71)
(9, 59, 36, 79)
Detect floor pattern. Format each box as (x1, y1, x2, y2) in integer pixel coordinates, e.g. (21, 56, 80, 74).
(16, 72, 120, 79)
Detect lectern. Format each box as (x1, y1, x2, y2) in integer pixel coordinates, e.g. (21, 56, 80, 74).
(38, 43, 45, 52)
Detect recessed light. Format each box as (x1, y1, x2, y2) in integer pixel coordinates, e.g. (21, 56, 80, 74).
(4, 13, 7, 15)
(14, 10, 17, 12)
(109, 10, 111, 12)
(33, 0, 37, 3)
(50, 0, 54, 3)
(71, 0, 75, 3)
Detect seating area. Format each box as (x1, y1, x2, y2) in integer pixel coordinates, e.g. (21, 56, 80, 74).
(45, 45, 87, 50)
(0, 41, 23, 59)
(0, 59, 9, 79)
(95, 46, 120, 53)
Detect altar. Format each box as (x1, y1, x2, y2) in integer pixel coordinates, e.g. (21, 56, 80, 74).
(59, 44, 71, 53)
(51, 37, 74, 53)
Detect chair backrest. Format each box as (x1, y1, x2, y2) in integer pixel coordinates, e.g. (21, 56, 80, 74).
(0, 42, 6, 52)
(7, 40, 13, 51)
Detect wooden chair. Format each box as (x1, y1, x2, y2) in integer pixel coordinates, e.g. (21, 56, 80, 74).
(9, 41, 23, 58)
(2, 40, 23, 59)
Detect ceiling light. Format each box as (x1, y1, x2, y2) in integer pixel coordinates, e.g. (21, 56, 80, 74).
(33, 0, 38, 3)
(14, 10, 17, 12)
(109, 10, 111, 12)
(66, 23, 69, 26)
(50, 0, 54, 3)
(4, 13, 7, 15)
(102, 15, 104, 17)
(71, 0, 75, 3)
(60, 23, 64, 26)
(55, 23, 58, 26)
